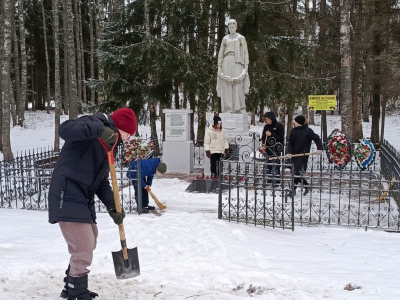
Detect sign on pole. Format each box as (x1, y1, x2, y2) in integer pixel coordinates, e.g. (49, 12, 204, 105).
(308, 95, 336, 110)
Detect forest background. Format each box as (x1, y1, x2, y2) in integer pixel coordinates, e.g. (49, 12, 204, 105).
(1, 0, 400, 161)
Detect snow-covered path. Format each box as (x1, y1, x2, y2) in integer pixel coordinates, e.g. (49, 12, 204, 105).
(1, 178, 400, 300)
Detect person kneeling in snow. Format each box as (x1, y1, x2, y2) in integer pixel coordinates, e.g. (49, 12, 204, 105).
(127, 158, 167, 213)
(48, 108, 137, 300)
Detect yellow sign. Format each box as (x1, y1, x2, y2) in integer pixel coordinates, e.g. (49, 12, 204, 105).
(308, 95, 336, 110)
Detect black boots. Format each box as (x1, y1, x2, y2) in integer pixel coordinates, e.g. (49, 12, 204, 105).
(60, 266, 70, 298)
(60, 267, 98, 300)
(66, 274, 98, 300)
(287, 188, 296, 198)
(303, 186, 310, 196)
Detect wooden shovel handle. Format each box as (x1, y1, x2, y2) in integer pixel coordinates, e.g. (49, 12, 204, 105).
(109, 162, 129, 260)
(99, 134, 129, 260)
(268, 152, 318, 160)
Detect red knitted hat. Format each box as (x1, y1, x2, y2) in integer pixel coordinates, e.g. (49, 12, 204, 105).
(111, 108, 137, 136)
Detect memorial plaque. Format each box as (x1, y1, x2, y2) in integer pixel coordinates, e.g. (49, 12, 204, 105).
(164, 109, 192, 142)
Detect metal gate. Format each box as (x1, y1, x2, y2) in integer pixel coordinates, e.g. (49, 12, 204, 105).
(218, 159, 295, 231)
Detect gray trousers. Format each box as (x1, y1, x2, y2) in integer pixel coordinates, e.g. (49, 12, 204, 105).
(59, 222, 98, 277)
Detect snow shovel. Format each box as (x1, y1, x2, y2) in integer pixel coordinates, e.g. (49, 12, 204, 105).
(99, 135, 140, 279)
(268, 152, 318, 160)
(148, 189, 167, 210)
(376, 177, 396, 201)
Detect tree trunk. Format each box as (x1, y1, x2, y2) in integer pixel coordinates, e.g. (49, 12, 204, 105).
(89, 0, 95, 104)
(380, 0, 390, 144)
(319, 0, 328, 142)
(197, 93, 208, 145)
(189, 91, 196, 141)
(65, 0, 78, 118)
(308, 0, 317, 125)
(97, 0, 105, 102)
(53, 0, 61, 151)
(62, 0, 69, 114)
(18, 0, 28, 126)
(1, 0, 15, 161)
(174, 80, 180, 109)
(144, 0, 160, 154)
(0, 0, 3, 151)
(216, 1, 225, 114)
(78, 0, 86, 104)
(370, 0, 382, 145)
(13, 4, 21, 123)
(286, 105, 293, 143)
(340, 0, 352, 140)
(196, 0, 211, 145)
(73, 0, 82, 103)
(279, 103, 286, 126)
(41, 0, 52, 114)
(352, 0, 364, 142)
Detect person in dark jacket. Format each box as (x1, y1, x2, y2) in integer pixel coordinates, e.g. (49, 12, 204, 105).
(287, 115, 323, 196)
(126, 158, 167, 213)
(48, 108, 137, 300)
(259, 112, 285, 181)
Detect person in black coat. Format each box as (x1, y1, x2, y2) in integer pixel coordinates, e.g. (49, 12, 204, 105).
(287, 115, 323, 196)
(48, 108, 137, 300)
(259, 112, 285, 180)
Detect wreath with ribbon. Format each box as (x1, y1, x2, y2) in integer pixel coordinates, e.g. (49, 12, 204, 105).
(123, 136, 155, 163)
(326, 129, 351, 170)
(353, 139, 375, 170)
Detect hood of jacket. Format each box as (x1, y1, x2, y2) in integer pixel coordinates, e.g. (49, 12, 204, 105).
(264, 112, 277, 124)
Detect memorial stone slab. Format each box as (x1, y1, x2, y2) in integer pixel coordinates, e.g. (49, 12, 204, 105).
(164, 109, 192, 142)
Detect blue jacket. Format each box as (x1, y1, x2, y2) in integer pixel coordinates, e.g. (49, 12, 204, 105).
(48, 113, 121, 224)
(127, 158, 160, 188)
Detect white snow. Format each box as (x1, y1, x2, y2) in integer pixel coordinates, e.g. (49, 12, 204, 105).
(1, 110, 400, 299)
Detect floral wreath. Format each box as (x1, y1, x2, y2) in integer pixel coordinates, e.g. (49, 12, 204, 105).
(353, 139, 375, 170)
(123, 136, 155, 163)
(326, 129, 351, 170)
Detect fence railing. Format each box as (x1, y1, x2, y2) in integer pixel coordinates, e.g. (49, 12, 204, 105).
(2, 137, 400, 230)
(0, 142, 152, 214)
(380, 139, 400, 206)
(218, 139, 400, 230)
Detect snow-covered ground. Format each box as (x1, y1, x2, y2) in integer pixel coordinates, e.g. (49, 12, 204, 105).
(1, 110, 400, 300)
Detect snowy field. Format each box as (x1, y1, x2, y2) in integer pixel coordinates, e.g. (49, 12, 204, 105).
(1, 110, 400, 299)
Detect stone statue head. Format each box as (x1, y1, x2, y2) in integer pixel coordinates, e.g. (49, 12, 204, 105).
(227, 19, 237, 34)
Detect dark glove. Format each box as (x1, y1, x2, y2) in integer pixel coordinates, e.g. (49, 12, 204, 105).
(206, 150, 211, 159)
(108, 207, 125, 225)
(225, 149, 229, 155)
(101, 126, 117, 144)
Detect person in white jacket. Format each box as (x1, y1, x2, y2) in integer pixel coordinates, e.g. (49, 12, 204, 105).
(204, 116, 229, 178)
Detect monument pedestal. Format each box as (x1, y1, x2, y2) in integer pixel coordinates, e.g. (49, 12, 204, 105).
(203, 112, 254, 176)
(163, 141, 194, 173)
(162, 109, 193, 174)
(219, 113, 249, 136)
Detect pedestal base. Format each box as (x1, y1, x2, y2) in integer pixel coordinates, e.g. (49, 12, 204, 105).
(219, 113, 249, 136)
(163, 141, 194, 173)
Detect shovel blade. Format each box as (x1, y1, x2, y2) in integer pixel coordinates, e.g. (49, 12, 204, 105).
(112, 247, 140, 279)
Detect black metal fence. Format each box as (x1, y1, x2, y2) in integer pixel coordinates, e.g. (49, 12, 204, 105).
(218, 135, 400, 231)
(2, 134, 400, 230)
(0, 139, 159, 214)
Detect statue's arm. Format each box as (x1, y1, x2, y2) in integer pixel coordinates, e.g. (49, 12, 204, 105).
(241, 37, 249, 72)
(217, 38, 226, 74)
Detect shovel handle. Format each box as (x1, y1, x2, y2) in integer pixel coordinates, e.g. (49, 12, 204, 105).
(99, 134, 129, 260)
(269, 152, 318, 160)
